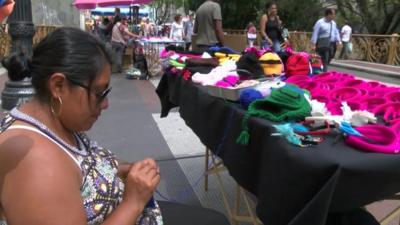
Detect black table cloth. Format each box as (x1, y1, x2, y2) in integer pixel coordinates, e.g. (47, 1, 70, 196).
(156, 71, 398, 225)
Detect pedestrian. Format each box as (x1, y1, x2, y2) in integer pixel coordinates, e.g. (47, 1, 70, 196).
(170, 14, 184, 42)
(193, 0, 225, 52)
(112, 7, 122, 24)
(111, 17, 139, 73)
(259, 2, 283, 52)
(97, 17, 111, 43)
(246, 22, 257, 47)
(184, 13, 195, 51)
(339, 20, 352, 60)
(143, 18, 152, 38)
(311, 8, 342, 72)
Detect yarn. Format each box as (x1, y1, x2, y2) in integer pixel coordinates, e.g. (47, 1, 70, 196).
(385, 91, 400, 103)
(239, 89, 264, 109)
(345, 125, 400, 154)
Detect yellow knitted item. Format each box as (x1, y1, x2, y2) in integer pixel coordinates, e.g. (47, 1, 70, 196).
(214, 52, 241, 65)
(259, 52, 284, 76)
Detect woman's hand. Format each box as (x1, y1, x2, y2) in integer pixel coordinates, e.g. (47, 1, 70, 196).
(123, 158, 160, 210)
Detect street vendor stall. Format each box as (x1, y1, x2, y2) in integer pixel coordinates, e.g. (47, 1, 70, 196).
(156, 46, 400, 225)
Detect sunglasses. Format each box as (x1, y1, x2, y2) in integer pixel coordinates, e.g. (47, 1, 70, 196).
(67, 78, 112, 104)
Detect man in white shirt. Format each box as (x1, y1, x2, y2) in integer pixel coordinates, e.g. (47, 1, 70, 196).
(339, 21, 352, 59)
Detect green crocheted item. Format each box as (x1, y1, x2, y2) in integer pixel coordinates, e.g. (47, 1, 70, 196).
(169, 59, 186, 68)
(236, 84, 312, 145)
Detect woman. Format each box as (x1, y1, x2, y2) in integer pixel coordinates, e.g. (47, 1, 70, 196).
(0, 27, 229, 225)
(0, 27, 161, 225)
(169, 14, 184, 42)
(246, 22, 257, 47)
(259, 2, 283, 52)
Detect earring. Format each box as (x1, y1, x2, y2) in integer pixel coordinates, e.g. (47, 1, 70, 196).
(50, 96, 63, 117)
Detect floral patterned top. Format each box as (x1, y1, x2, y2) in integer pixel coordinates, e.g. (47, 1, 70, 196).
(0, 109, 163, 225)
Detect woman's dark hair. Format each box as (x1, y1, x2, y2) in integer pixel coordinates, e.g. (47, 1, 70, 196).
(174, 14, 181, 23)
(325, 8, 335, 16)
(1, 27, 113, 102)
(265, 2, 277, 11)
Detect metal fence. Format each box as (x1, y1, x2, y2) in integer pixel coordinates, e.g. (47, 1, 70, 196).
(1, 27, 399, 66)
(225, 29, 400, 66)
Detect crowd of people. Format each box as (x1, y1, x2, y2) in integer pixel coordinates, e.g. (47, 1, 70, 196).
(192, 0, 353, 73)
(89, 7, 196, 72)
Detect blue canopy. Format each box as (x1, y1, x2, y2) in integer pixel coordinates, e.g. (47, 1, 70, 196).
(91, 7, 148, 17)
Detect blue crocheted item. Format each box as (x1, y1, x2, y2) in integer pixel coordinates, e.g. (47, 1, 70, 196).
(340, 121, 363, 137)
(239, 89, 264, 109)
(208, 46, 240, 54)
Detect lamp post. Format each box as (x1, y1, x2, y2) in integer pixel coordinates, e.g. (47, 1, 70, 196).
(1, 0, 35, 110)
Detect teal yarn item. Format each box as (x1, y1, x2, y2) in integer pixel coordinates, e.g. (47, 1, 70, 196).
(239, 89, 264, 109)
(291, 123, 309, 133)
(273, 124, 303, 146)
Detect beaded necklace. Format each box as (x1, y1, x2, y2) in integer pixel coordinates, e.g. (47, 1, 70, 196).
(9, 108, 88, 156)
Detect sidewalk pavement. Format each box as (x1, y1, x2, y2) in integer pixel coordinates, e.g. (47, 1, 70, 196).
(331, 59, 400, 78)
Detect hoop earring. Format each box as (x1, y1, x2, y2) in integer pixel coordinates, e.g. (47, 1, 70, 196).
(50, 96, 63, 117)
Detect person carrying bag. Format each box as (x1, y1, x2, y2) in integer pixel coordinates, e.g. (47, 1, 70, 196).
(311, 8, 342, 72)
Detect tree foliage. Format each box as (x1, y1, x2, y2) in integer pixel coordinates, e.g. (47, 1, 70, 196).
(150, 0, 184, 24)
(176, 0, 400, 34)
(185, 0, 323, 31)
(336, 0, 400, 34)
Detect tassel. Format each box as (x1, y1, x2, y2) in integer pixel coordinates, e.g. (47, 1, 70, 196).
(236, 130, 250, 145)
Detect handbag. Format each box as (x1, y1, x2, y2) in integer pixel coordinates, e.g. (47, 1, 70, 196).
(348, 42, 353, 53)
(316, 21, 332, 49)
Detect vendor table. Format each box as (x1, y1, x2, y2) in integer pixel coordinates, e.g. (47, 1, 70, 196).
(156, 71, 400, 225)
(140, 39, 185, 76)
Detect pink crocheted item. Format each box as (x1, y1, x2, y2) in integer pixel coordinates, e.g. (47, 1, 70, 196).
(345, 125, 400, 154)
(244, 47, 266, 58)
(312, 95, 330, 104)
(385, 91, 400, 103)
(330, 87, 361, 101)
(160, 49, 174, 58)
(214, 75, 240, 88)
(286, 75, 311, 84)
(367, 81, 386, 89)
(326, 101, 343, 115)
(374, 102, 400, 122)
(343, 79, 367, 88)
(359, 97, 387, 112)
(326, 100, 361, 115)
(367, 87, 397, 97)
(390, 119, 400, 134)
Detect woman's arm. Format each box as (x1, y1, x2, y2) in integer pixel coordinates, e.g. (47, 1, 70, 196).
(260, 14, 267, 39)
(260, 14, 272, 43)
(0, 135, 88, 225)
(0, 133, 157, 225)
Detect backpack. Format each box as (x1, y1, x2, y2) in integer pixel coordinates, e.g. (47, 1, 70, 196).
(286, 53, 311, 77)
(259, 52, 284, 76)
